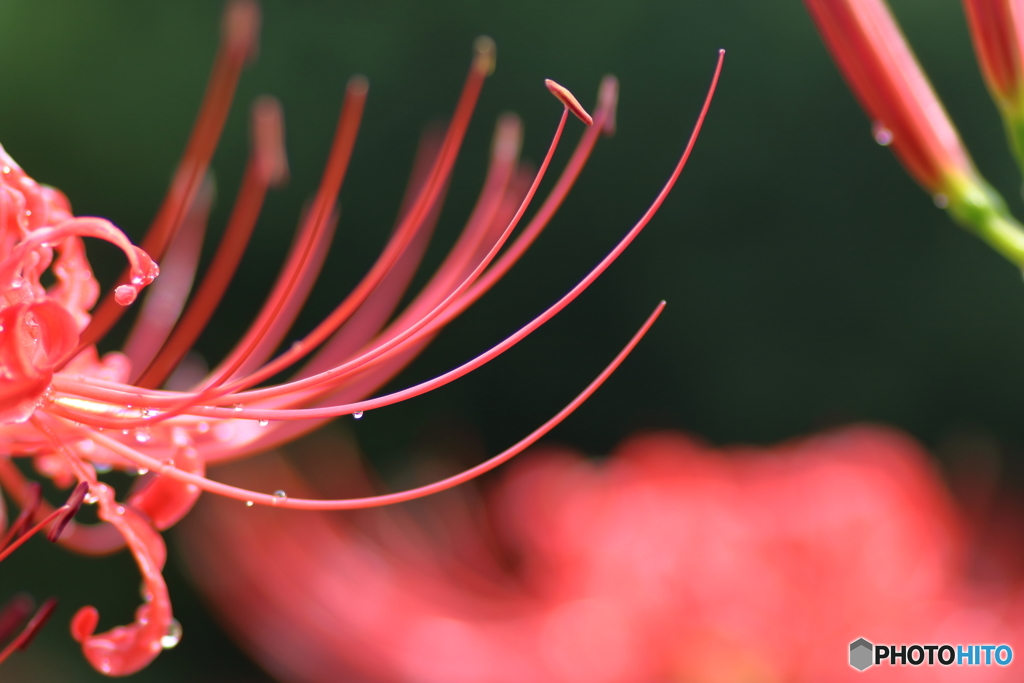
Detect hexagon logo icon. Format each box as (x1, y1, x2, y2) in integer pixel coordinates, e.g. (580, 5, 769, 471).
(850, 638, 874, 671)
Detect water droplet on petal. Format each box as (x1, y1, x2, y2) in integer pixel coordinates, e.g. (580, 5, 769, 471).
(122, 429, 130, 436)
(872, 121, 893, 146)
(2, 166, 10, 174)
(135, 428, 152, 443)
(353, 411, 364, 420)
(245, 500, 254, 507)
(258, 419, 269, 427)
(161, 619, 182, 649)
(197, 421, 210, 434)
(233, 404, 243, 412)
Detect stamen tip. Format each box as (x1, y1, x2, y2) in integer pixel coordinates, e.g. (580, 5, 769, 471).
(223, 0, 261, 62)
(473, 36, 497, 76)
(252, 95, 290, 187)
(347, 74, 369, 98)
(545, 79, 593, 126)
(598, 75, 619, 136)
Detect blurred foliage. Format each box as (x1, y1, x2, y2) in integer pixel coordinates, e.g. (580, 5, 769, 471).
(1, 0, 1023, 679)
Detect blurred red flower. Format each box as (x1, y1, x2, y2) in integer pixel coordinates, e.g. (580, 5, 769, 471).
(181, 425, 1023, 682)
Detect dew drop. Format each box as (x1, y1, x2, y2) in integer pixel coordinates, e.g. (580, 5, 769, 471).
(933, 193, 949, 208)
(2, 166, 10, 174)
(258, 419, 269, 427)
(353, 411, 364, 420)
(273, 490, 287, 499)
(137, 468, 149, 476)
(161, 459, 175, 469)
(245, 500, 254, 507)
(84, 492, 99, 505)
(122, 429, 130, 436)
(94, 462, 111, 474)
(233, 404, 244, 412)
(872, 121, 893, 146)
(135, 428, 152, 443)
(161, 619, 183, 649)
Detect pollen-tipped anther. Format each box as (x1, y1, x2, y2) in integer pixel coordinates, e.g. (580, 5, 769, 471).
(545, 79, 594, 126)
(46, 481, 89, 543)
(473, 36, 497, 76)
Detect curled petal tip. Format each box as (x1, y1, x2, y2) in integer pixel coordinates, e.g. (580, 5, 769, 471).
(473, 36, 497, 76)
(545, 79, 593, 126)
(70, 606, 99, 643)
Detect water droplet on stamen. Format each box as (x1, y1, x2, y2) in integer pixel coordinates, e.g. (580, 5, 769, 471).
(872, 121, 893, 146)
(94, 462, 111, 473)
(161, 619, 182, 649)
(122, 429, 130, 436)
(933, 193, 949, 208)
(245, 500, 254, 507)
(84, 492, 99, 505)
(135, 428, 152, 443)
(233, 404, 243, 412)
(273, 490, 287, 499)
(353, 411, 364, 420)
(137, 468, 149, 476)
(161, 459, 175, 469)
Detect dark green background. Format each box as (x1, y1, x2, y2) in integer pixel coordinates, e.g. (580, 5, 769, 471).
(1, 0, 1021, 680)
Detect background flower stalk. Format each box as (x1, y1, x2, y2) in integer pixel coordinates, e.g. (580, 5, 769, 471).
(804, 0, 1024, 271)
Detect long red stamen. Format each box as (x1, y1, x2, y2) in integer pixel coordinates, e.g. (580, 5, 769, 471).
(0, 598, 57, 664)
(203, 76, 369, 386)
(122, 177, 214, 379)
(60, 300, 664, 509)
(78, 0, 260, 349)
(209, 37, 497, 390)
(136, 96, 288, 389)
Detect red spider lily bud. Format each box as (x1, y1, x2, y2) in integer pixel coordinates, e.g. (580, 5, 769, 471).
(805, 0, 1024, 268)
(962, 0, 1024, 168)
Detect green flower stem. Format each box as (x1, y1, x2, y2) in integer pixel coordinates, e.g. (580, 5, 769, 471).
(946, 175, 1024, 269)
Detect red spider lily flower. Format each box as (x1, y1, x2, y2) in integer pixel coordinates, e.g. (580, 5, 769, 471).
(803, 0, 1024, 267)
(962, 0, 1024, 165)
(180, 425, 1023, 683)
(803, 0, 977, 200)
(0, 1, 724, 676)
